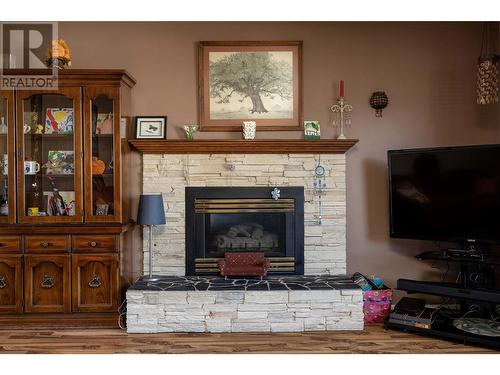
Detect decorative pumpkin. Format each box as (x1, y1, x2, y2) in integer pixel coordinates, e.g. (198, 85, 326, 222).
(91, 157, 106, 175)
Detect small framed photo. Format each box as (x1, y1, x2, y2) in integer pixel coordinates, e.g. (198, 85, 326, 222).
(135, 116, 167, 139)
(304, 120, 320, 140)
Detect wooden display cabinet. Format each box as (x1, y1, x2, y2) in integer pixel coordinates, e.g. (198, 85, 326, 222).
(0, 70, 140, 328)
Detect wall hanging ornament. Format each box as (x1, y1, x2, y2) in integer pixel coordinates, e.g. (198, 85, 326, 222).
(477, 22, 499, 105)
(330, 80, 353, 139)
(312, 155, 326, 226)
(369, 91, 389, 117)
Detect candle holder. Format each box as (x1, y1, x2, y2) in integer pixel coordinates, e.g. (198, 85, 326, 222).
(330, 96, 353, 140)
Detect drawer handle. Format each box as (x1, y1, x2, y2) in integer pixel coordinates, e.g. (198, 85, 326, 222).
(88, 274, 101, 288)
(88, 241, 98, 248)
(0, 275, 6, 289)
(40, 242, 53, 248)
(41, 275, 55, 289)
(0, 243, 4, 247)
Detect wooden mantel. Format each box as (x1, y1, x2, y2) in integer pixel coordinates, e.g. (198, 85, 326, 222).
(128, 139, 359, 154)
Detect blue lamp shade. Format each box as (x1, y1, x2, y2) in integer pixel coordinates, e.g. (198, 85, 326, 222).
(137, 194, 166, 225)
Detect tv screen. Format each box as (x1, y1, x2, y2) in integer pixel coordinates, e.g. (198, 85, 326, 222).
(388, 144, 500, 243)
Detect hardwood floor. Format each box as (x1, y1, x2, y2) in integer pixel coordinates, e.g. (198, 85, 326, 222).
(0, 325, 495, 354)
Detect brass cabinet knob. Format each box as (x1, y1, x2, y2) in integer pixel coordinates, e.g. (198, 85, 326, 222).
(41, 275, 54, 289)
(88, 274, 101, 288)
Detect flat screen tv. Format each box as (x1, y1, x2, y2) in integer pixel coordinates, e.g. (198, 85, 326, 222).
(388, 144, 500, 244)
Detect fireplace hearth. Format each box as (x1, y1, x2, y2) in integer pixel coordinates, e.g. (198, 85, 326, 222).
(185, 187, 304, 275)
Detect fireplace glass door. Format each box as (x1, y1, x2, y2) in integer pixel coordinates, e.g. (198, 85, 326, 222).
(193, 197, 298, 266)
(186, 187, 305, 275)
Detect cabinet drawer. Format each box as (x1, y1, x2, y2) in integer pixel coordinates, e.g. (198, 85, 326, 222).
(72, 254, 119, 312)
(0, 236, 22, 253)
(24, 254, 71, 313)
(72, 235, 117, 253)
(0, 255, 23, 314)
(25, 235, 70, 253)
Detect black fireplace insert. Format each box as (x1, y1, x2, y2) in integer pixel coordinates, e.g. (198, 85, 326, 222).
(185, 187, 304, 275)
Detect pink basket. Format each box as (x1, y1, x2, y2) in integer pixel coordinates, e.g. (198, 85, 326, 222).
(363, 289, 393, 324)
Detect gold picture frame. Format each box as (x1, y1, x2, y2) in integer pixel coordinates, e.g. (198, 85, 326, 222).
(198, 41, 303, 132)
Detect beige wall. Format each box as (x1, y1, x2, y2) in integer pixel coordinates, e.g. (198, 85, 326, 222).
(60, 22, 499, 287)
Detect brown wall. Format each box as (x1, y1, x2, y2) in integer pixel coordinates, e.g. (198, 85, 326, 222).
(60, 21, 499, 287)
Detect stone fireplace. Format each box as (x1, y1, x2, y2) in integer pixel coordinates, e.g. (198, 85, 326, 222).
(127, 142, 362, 334)
(142, 153, 347, 276)
(185, 186, 305, 275)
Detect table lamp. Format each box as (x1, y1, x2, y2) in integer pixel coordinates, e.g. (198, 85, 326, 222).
(137, 194, 166, 282)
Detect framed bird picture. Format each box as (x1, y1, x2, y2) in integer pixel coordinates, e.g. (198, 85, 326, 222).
(135, 116, 167, 139)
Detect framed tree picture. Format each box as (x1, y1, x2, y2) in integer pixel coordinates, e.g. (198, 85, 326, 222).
(198, 41, 303, 132)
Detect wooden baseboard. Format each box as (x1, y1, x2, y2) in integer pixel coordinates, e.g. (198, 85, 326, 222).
(0, 313, 120, 329)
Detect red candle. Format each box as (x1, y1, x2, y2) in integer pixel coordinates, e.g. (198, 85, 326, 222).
(340, 80, 345, 97)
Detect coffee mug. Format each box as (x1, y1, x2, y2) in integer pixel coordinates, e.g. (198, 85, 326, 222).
(23, 124, 31, 134)
(24, 161, 40, 175)
(28, 207, 39, 216)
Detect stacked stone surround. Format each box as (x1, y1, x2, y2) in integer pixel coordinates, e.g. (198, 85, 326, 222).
(127, 289, 362, 333)
(126, 276, 363, 333)
(142, 153, 347, 275)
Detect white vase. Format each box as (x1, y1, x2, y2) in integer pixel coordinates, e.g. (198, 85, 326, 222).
(242, 121, 256, 140)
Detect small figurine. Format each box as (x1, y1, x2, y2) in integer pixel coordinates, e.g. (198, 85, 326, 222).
(48, 189, 67, 216)
(33, 124, 44, 134)
(0, 117, 7, 134)
(46, 39, 71, 70)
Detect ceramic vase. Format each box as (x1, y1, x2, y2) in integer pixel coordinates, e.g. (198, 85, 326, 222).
(242, 121, 256, 140)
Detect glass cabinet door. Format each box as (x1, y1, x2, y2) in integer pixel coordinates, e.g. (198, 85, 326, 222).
(0, 91, 15, 223)
(16, 88, 83, 223)
(84, 87, 120, 222)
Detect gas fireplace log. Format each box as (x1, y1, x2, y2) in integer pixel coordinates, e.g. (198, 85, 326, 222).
(226, 223, 264, 239)
(214, 230, 278, 250)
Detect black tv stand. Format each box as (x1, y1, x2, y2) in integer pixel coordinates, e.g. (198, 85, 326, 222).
(385, 318, 500, 349)
(447, 248, 485, 258)
(384, 247, 500, 350)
